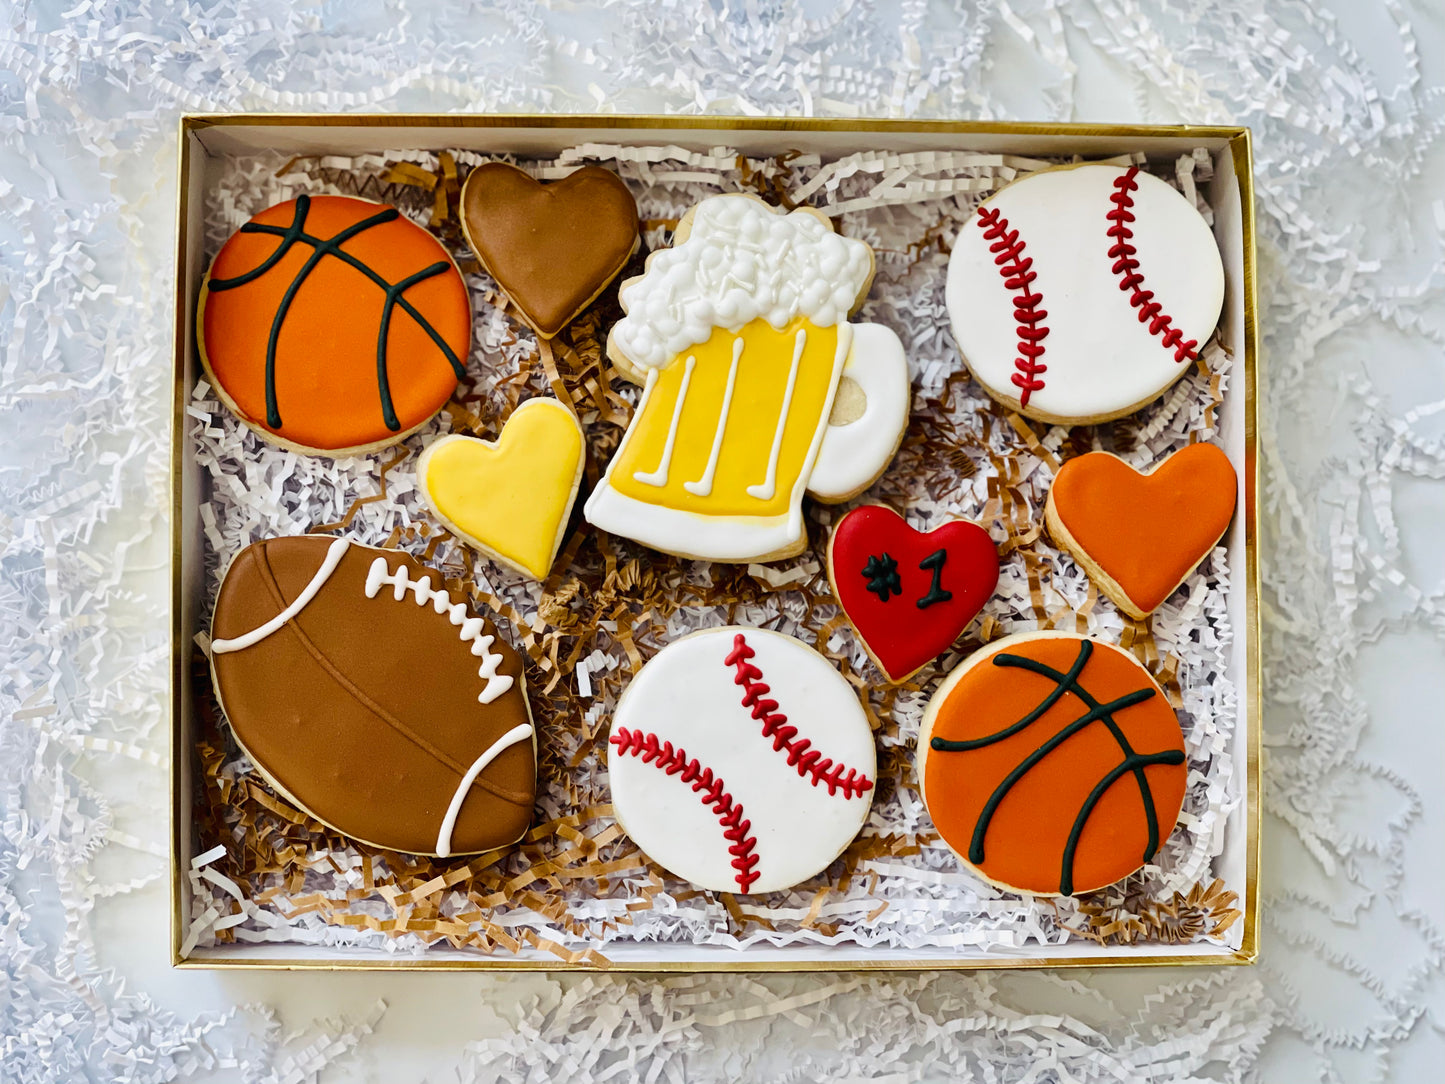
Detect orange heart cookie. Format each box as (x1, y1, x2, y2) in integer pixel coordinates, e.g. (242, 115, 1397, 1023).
(1045, 443, 1237, 619)
(460, 162, 639, 338)
(417, 398, 585, 581)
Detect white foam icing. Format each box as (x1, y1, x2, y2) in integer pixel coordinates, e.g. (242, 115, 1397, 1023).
(610, 195, 873, 370)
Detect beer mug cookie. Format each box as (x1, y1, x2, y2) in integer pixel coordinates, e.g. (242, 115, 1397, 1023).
(946, 163, 1225, 425)
(585, 194, 911, 563)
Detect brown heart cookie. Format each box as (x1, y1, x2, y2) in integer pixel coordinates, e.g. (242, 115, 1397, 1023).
(460, 162, 639, 338)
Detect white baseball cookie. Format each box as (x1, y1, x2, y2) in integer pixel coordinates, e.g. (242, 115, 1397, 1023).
(607, 625, 877, 894)
(946, 162, 1225, 425)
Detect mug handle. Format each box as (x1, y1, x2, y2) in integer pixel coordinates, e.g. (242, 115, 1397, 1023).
(807, 322, 912, 502)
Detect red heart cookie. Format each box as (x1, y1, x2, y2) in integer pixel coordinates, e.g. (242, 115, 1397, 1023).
(828, 505, 999, 683)
(1045, 443, 1237, 619)
(460, 162, 639, 338)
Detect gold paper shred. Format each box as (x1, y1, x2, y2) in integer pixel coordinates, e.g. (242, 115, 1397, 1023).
(1006, 413, 1061, 473)
(384, 161, 439, 190)
(800, 887, 831, 929)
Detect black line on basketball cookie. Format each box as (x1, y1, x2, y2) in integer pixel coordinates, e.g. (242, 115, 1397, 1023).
(208, 194, 466, 433)
(930, 639, 1180, 895)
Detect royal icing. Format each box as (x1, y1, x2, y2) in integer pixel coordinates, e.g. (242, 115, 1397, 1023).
(945, 164, 1224, 423)
(587, 196, 910, 561)
(363, 556, 514, 704)
(416, 397, 585, 581)
(608, 626, 876, 894)
(610, 194, 873, 371)
(199, 194, 471, 453)
(209, 536, 534, 856)
(827, 506, 999, 683)
(919, 633, 1187, 896)
(460, 162, 638, 338)
(1047, 443, 1238, 618)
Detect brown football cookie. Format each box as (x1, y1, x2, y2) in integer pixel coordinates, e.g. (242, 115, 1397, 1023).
(208, 535, 536, 857)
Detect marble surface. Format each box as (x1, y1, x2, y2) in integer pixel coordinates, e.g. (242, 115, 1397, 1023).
(2, 1, 1443, 1080)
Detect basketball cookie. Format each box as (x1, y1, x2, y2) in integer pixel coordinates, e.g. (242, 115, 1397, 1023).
(1046, 443, 1237, 619)
(416, 397, 585, 581)
(946, 163, 1225, 424)
(460, 161, 639, 338)
(209, 536, 535, 857)
(586, 193, 912, 563)
(608, 626, 876, 894)
(918, 632, 1187, 897)
(826, 505, 999, 683)
(198, 194, 471, 456)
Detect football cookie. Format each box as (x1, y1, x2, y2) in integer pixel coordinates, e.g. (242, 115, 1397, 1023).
(918, 633, 1187, 897)
(460, 161, 639, 338)
(198, 194, 471, 456)
(416, 397, 585, 581)
(946, 163, 1225, 424)
(827, 505, 999, 683)
(1045, 443, 1237, 619)
(585, 193, 912, 563)
(607, 626, 876, 894)
(209, 536, 535, 857)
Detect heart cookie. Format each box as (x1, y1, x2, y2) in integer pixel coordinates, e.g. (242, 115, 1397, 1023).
(827, 505, 999, 683)
(417, 397, 585, 581)
(460, 162, 639, 338)
(1045, 443, 1237, 619)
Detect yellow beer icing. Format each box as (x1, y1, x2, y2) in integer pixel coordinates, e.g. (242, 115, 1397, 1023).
(610, 317, 841, 517)
(421, 398, 584, 579)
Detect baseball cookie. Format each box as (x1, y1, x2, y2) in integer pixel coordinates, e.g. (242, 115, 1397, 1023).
(946, 163, 1225, 424)
(198, 194, 471, 456)
(585, 193, 912, 563)
(826, 504, 999, 684)
(608, 626, 876, 894)
(460, 161, 639, 338)
(1045, 443, 1237, 619)
(918, 633, 1187, 897)
(416, 397, 585, 581)
(209, 535, 535, 858)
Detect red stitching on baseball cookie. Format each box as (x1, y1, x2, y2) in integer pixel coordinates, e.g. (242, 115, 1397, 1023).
(1107, 166, 1199, 364)
(975, 204, 1050, 408)
(723, 633, 874, 800)
(610, 726, 761, 893)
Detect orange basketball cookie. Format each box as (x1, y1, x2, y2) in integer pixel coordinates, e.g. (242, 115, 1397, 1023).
(1045, 443, 1237, 619)
(198, 194, 472, 456)
(918, 632, 1187, 897)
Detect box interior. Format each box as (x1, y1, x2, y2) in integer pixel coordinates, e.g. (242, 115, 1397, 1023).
(173, 119, 1255, 970)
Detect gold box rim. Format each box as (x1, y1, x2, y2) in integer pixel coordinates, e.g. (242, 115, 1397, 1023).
(169, 112, 1260, 973)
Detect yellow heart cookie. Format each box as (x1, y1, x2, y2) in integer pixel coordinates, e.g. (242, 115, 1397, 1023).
(417, 398, 585, 580)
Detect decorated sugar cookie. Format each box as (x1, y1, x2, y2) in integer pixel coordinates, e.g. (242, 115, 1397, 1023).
(460, 161, 639, 338)
(946, 163, 1225, 424)
(1046, 443, 1237, 619)
(198, 194, 471, 456)
(585, 193, 912, 563)
(416, 397, 585, 581)
(608, 626, 876, 894)
(918, 633, 1187, 897)
(827, 505, 999, 683)
(209, 536, 535, 857)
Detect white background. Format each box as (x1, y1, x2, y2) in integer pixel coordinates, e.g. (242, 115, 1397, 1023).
(2, 1, 1444, 1081)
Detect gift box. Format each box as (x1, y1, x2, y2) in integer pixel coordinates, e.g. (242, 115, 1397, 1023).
(170, 114, 1259, 970)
